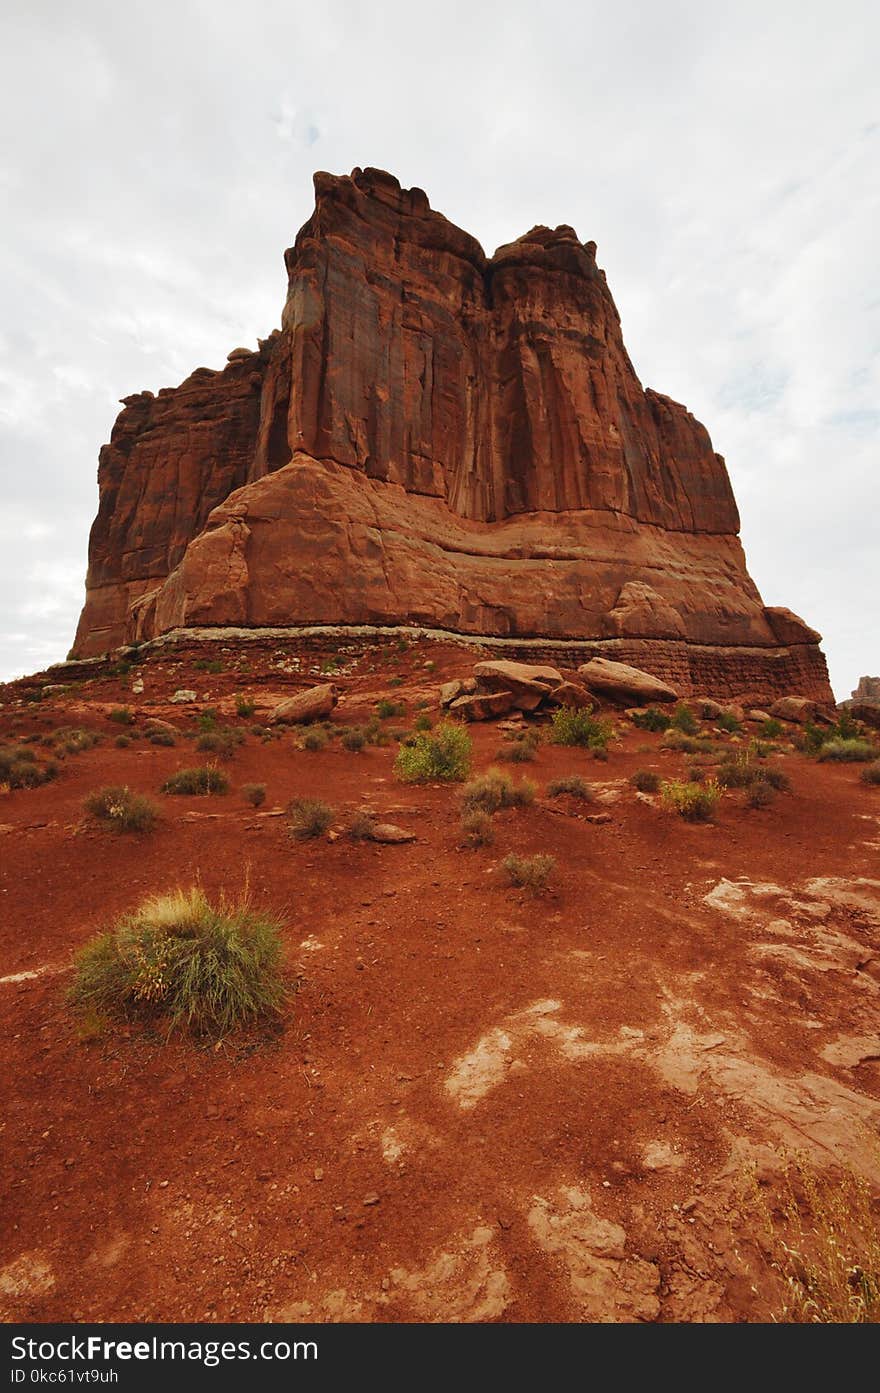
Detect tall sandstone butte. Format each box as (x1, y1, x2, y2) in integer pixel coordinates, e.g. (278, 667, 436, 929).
(73, 167, 832, 700)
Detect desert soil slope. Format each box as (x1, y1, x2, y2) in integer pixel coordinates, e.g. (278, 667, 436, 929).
(1, 637, 878, 1322)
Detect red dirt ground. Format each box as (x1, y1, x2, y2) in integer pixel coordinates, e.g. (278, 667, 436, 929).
(1, 636, 878, 1323)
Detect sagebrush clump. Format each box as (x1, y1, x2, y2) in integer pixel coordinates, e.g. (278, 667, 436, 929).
(288, 798, 334, 839)
(195, 727, 244, 758)
(498, 730, 540, 763)
(341, 727, 367, 753)
(550, 705, 613, 751)
(161, 765, 229, 796)
(547, 774, 594, 800)
(461, 768, 535, 814)
(631, 707, 670, 733)
(84, 786, 160, 833)
(860, 761, 880, 786)
(301, 726, 330, 751)
(630, 769, 661, 793)
(395, 722, 472, 782)
(68, 886, 286, 1039)
(0, 744, 58, 789)
(460, 809, 494, 848)
(660, 778, 722, 822)
(501, 852, 556, 893)
(241, 783, 266, 808)
(817, 738, 876, 763)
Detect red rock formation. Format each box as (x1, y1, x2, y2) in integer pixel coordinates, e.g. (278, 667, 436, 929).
(72, 168, 832, 702)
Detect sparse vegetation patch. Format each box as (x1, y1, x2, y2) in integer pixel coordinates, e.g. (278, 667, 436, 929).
(84, 786, 160, 833)
(69, 886, 286, 1039)
(395, 722, 472, 782)
(161, 765, 229, 796)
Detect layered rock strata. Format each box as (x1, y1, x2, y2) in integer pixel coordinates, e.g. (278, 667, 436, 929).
(72, 167, 832, 701)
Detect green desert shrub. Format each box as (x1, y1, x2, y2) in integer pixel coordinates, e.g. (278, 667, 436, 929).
(241, 783, 266, 808)
(498, 730, 540, 763)
(460, 808, 495, 848)
(108, 706, 134, 726)
(197, 709, 219, 732)
(84, 786, 160, 833)
(114, 734, 132, 749)
(817, 738, 877, 763)
(501, 852, 556, 893)
(660, 778, 722, 822)
(717, 755, 754, 789)
(550, 705, 613, 751)
(69, 886, 286, 1038)
(631, 707, 670, 733)
(348, 811, 378, 841)
(235, 695, 256, 718)
(547, 774, 594, 800)
(341, 726, 367, 753)
(761, 718, 784, 739)
(413, 713, 433, 733)
(395, 722, 472, 783)
(288, 797, 334, 840)
(376, 698, 406, 720)
(630, 769, 661, 793)
(799, 722, 827, 756)
(148, 729, 177, 747)
(746, 780, 775, 809)
(195, 726, 244, 758)
(859, 762, 880, 786)
(461, 768, 535, 814)
(670, 704, 699, 734)
(46, 727, 101, 756)
(363, 716, 392, 747)
(661, 730, 717, 755)
(716, 711, 742, 734)
(0, 745, 57, 788)
(161, 765, 229, 796)
(301, 726, 330, 752)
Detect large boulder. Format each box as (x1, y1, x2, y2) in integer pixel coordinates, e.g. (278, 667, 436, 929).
(269, 683, 338, 725)
(473, 660, 563, 690)
(768, 696, 819, 725)
(450, 691, 514, 721)
(439, 678, 476, 708)
(846, 700, 880, 731)
(577, 658, 677, 706)
(546, 680, 595, 709)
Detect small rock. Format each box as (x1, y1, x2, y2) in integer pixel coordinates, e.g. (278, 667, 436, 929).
(170, 689, 197, 704)
(363, 1193, 380, 1206)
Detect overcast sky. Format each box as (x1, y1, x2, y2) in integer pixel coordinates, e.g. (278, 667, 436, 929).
(1, 1, 876, 697)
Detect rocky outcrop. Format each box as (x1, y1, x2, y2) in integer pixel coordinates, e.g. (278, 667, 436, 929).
(268, 683, 338, 725)
(852, 677, 880, 703)
(578, 657, 678, 706)
(72, 167, 833, 702)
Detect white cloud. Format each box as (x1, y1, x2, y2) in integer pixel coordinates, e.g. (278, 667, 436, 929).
(0, 0, 876, 696)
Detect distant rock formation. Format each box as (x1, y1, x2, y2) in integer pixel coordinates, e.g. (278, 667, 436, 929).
(852, 677, 880, 703)
(72, 167, 832, 700)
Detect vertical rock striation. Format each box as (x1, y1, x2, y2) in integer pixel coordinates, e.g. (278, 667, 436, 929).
(72, 168, 832, 701)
